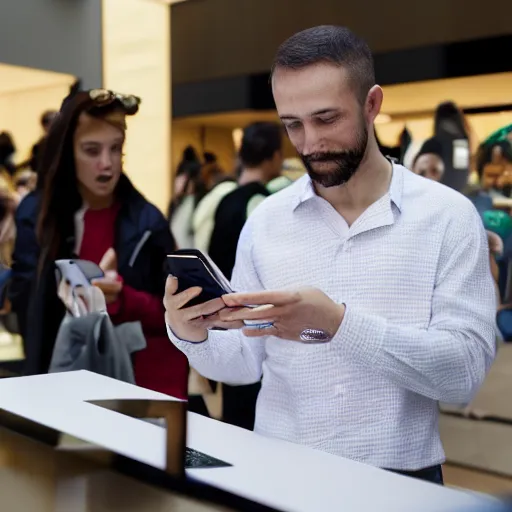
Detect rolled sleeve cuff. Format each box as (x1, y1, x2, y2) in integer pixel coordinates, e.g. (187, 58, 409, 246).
(332, 305, 386, 365)
(166, 323, 212, 354)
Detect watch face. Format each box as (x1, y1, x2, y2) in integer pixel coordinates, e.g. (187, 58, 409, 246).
(300, 329, 331, 343)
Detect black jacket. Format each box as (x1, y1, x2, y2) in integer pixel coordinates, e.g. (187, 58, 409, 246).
(9, 175, 176, 375)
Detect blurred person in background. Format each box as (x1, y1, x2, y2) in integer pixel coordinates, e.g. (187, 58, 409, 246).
(207, 121, 285, 431)
(193, 160, 238, 255)
(0, 134, 20, 268)
(13, 170, 37, 200)
(0, 187, 19, 268)
(0, 132, 17, 177)
(208, 122, 285, 282)
(9, 89, 188, 399)
(168, 146, 206, 249)
(412, 137, 445, 182)
(434, 101, 471, 193)
(478, 140, 512, 198)
(29, 110, 58, 173)
(201, 151, 224, 189)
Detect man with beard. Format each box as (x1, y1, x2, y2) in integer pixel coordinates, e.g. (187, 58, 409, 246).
(164, 26, 496, 484)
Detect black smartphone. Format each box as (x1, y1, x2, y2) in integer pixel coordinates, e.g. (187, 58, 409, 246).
(167, 249, 233, 307)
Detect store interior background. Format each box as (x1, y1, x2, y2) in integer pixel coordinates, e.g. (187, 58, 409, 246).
(1, 0, 512, 496)
(4, 65, 512, 183)
(0, 63, 75, 170)
(172, 72, 512, 174)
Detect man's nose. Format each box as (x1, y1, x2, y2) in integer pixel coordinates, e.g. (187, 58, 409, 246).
(301, 126, 322, 157)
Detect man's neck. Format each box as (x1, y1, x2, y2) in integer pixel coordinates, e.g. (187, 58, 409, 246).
(314, 149, 392, 224)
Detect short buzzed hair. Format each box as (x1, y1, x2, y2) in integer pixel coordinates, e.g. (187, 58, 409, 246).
(271, 25, 375, 104)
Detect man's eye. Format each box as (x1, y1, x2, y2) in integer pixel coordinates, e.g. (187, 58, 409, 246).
(318, 117, 337, 125)
(286, 122, 301, 131)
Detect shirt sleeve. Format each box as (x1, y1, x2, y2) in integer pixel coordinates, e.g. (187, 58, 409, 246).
(167, 219, 267, 385)
(332, 202, 497, 405)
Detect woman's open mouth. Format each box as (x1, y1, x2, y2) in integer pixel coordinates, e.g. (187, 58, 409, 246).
(96, 174, 113, 183)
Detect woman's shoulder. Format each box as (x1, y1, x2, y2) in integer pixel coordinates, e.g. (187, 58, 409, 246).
(120, 193, 175, 250)
(132, 196, 167, 231)
(118, 175, 167, 229)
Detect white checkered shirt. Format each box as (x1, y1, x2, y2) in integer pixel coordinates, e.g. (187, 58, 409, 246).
(168, 164, 496, 470)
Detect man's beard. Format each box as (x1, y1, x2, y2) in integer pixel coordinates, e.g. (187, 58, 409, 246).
(300, 123, 368, 188)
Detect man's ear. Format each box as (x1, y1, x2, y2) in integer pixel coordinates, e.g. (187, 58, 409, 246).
(366, 85, 384, 123)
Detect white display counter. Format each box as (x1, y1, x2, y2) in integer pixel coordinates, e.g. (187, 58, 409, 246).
(0, 371, 495, 512)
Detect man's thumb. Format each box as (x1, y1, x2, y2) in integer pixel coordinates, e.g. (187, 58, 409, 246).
(165, 275, 179, 297)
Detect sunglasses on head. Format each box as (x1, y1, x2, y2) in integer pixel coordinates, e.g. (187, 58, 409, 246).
(89, 89, 141, 114)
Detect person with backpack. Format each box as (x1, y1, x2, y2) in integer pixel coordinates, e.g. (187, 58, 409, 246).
(207, 122, 288, 430)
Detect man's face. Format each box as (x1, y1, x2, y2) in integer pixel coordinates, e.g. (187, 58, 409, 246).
(413, 154, 445, 182)
(272, 63, 369, 188)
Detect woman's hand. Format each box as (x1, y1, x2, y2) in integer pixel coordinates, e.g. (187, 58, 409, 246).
(92, 248, 123, 304)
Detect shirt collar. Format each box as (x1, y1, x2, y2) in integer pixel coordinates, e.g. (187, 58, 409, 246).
(293, 162, 404, 213)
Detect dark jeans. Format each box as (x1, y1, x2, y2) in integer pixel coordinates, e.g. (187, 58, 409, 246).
(222, 382, 261, 430)
(389, 465, 444, 485)
(187, 395, 210, 418)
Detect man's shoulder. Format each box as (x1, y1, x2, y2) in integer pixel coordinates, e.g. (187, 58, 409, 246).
(401, 167, 477, 217)
(248, 175, 306, 218)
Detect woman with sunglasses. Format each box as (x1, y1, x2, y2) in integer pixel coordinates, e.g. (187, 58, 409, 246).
(9, 89, 188, 399)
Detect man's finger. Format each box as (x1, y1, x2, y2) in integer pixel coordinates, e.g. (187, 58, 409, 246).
(219, 304, 278, 322)
(242, 326, 279, 338)
(205, 313, 245, 330)
(174, 287, 203, 310)
(183, 297, 226, 321)
(165, 276, 179, 298)
(222, 290, 299, 308)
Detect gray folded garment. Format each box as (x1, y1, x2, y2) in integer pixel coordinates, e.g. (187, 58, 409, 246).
(49, 312, 146, 385)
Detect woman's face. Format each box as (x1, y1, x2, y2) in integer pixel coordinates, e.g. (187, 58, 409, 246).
(73, 112, 124, 204)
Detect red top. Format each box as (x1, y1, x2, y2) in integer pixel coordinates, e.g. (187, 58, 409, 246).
(79, 204, 121, 264)
(78, 203, 188, 399)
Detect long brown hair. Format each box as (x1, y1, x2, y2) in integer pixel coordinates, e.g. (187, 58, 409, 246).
(36, 91, 136, 273)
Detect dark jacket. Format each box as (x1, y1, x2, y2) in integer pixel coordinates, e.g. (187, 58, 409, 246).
(9, 176, 188, 398)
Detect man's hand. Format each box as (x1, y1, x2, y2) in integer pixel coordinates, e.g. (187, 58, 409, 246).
(163, 277, 244, 343)
(220, 288, 345, 341)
